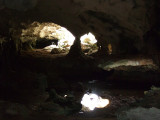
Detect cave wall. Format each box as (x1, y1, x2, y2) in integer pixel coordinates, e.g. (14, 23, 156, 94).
(0, 0, 159, 55)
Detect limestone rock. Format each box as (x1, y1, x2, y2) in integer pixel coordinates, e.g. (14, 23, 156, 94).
(51, 48, 61, 54)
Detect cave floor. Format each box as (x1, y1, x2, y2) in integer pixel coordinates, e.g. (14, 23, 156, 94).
(20, 49, 160, 87)
(0, 49, 160, 120)
(0, 80, 145, 120)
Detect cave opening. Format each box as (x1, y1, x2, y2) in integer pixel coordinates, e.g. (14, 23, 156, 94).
(20, 22, 75, 54)
(0, 0, 160, 120)
(80, 32, 98, 55)
(20, 22, 99, 56)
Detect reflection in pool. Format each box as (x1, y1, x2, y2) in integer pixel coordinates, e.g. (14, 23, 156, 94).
(81, 93, 109, 111)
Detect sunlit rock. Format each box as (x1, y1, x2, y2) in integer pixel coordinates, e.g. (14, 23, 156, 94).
(98, 59, 155, 70)
(43, 45, 59, 52)
(21, 22, 75, 52)
(80, 32, 97, 45)
(80, 32, 98, 54)
(51, 48, 62, 54)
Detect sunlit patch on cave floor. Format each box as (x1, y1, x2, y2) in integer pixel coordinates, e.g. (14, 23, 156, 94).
(98, 59, 158, 70)
(81, 93, 109, 111)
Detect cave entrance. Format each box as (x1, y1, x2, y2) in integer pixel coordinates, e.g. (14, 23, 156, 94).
(21, 22, 75, 54)
(21, 23, 100, 55)
(80, 32, 98, 55)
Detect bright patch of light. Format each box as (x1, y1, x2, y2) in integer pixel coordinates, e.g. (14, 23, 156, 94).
(40, 25, 75, 49)
(58, 38, 74, 49)
(81, 93, 109, 111)
(80, 32, 97, 45)
(43, 45, 59, 51)
(21, 22, 75, 51)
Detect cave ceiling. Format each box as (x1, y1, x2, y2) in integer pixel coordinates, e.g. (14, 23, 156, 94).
(0, 0, 157, 54)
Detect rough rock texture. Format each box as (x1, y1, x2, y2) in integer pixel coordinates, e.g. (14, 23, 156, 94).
(117, 107, 160, 120)
(117, 86, 160, 120)
(0, 0, 159, 55)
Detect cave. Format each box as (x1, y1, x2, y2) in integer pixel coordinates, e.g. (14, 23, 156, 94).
(0, 0, 160, 120)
